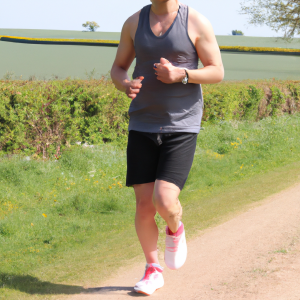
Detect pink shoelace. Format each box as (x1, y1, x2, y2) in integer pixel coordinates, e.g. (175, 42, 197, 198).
(143, 265, 163, 280)
(165, 224, 184, 252)
(165, 235, 181, 252)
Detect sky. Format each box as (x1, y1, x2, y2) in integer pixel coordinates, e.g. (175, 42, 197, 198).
(0, 0, 287, 37)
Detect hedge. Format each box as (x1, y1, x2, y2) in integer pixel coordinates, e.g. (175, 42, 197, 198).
(219, 45, 300, 55)
(0, 79, 299, 158)
(0, 36, 119, 47)
(1, 36, 300, 55)
(0, 36, 119, 44)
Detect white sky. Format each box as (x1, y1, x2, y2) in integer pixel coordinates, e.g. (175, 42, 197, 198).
(0, 0, 286, 37)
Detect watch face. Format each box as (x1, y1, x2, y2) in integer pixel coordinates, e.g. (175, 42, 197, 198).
(182, 77, 188, 84)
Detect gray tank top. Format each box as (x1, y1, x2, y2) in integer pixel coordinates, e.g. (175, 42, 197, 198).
(129, 3, 203, 133)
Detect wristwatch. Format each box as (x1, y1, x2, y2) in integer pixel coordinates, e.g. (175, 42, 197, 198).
(182, 68, 189, 84)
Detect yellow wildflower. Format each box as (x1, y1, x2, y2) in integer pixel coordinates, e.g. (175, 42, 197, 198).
(42, 213, 47, 218)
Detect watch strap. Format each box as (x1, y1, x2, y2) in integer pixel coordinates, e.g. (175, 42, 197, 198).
(182, 68, 189, 84)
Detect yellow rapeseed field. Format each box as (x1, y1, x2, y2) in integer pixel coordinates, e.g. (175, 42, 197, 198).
(0, 36, 119, 44)
(219, 45, 300, 53)
(1, 36, 300, 54)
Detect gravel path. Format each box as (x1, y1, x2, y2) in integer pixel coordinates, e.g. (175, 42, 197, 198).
(68, 182, 300, 300)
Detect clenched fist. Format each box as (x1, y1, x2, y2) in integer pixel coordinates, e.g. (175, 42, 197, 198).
(154, 58, 186, 84)
(124, 76, 144, 100)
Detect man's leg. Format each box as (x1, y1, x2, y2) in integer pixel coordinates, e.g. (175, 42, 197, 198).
(153, 180, 182, 233)
(153, 179, 186, 270)
(134, 182, 159, 264)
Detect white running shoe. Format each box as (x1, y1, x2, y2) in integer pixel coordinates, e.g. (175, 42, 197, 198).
(134, 263, 164, 295)
(164, 222, 187, 270)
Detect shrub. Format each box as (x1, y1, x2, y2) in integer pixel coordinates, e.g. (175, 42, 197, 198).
(0, 79, 299, 158)
(0, 79, 131, 157)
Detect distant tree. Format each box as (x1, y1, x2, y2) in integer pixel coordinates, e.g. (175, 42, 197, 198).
(82, 21, 100, 32)
(232, 30, 244, 35)
(240, 0, 300, 38)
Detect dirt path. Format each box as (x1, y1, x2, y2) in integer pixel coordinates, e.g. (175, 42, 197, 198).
(68, 183, 300, 300)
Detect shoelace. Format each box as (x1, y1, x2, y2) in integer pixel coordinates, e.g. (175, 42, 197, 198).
(142, 265, 163, 281)
(165, 235, 181, 252)
(143, 266, 155, 280)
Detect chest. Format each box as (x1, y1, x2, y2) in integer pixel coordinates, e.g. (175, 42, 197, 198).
(149, 10, 178, 37)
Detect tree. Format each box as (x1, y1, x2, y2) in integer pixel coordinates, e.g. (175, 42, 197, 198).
(82, 21, 100, 32)
(240, 0, 300, 38)
(232, 30, 244, 35)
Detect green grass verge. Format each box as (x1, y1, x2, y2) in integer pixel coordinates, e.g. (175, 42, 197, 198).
(0, 114, 300, 299)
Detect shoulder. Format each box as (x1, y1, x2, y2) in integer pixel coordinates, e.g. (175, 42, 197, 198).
(125, 10, 141, 28)
(122, 10, 142, 40)
(188, 6, 214, 35)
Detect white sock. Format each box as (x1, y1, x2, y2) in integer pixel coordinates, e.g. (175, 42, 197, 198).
(151, 263, 163, 270)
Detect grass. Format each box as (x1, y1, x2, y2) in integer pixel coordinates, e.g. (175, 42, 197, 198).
(0, 114, 300, 299)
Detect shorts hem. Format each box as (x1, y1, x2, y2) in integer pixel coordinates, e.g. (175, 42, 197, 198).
(126, 179, 184, 190)
(156, 178, 185, 191)
(126, 180, 155, 188)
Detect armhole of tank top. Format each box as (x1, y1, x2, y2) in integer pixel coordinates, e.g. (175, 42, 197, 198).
(186, 6, 198, 53)
(133, 7, 146, 47)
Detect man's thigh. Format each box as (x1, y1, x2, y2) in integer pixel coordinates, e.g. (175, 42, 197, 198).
(156, 133, 198, 190)
(126, 130, 159, 187)
(134, 182, 155, 204)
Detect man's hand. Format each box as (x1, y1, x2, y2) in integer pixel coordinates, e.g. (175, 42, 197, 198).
(154, 58, 186, 84)
(124, 76, 144, 99)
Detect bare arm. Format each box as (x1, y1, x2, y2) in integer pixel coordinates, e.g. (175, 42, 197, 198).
(154, 9, 224, 84)
(110, 12, 144, 99)
(187, 9, 224, 84)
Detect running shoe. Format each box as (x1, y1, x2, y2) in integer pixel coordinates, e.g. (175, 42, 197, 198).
(134, 263, 164, 295)
(164, 222, 187, 270)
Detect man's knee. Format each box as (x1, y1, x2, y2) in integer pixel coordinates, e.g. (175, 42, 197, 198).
(153, 189, 182, 218)
(136, 198, 156, 219)
(153, 190, 171, 210)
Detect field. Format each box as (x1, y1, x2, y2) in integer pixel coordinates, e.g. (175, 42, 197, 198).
(0, 29, 300, 81)
(2, 29, 300, 48)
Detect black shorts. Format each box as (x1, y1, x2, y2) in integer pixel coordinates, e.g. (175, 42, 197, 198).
(126, 130, 198, 190)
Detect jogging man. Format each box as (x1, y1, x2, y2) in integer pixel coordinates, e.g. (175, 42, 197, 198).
(111, 0, 224, 295)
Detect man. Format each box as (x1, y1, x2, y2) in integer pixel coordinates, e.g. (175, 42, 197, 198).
(111, 0, 224, 295)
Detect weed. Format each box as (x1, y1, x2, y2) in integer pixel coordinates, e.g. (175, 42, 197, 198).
(274, 248, 288, 254)
(28, 75, 37, 81)
(2, 71, 14, 80)
(85, 68, 98, 80)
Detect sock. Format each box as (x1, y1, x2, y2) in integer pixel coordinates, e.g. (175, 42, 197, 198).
(152, 263, 163, 270)
(147, 263, 163, 272)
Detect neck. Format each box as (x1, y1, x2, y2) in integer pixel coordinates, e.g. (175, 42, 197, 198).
(151, 0, 179, 15)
